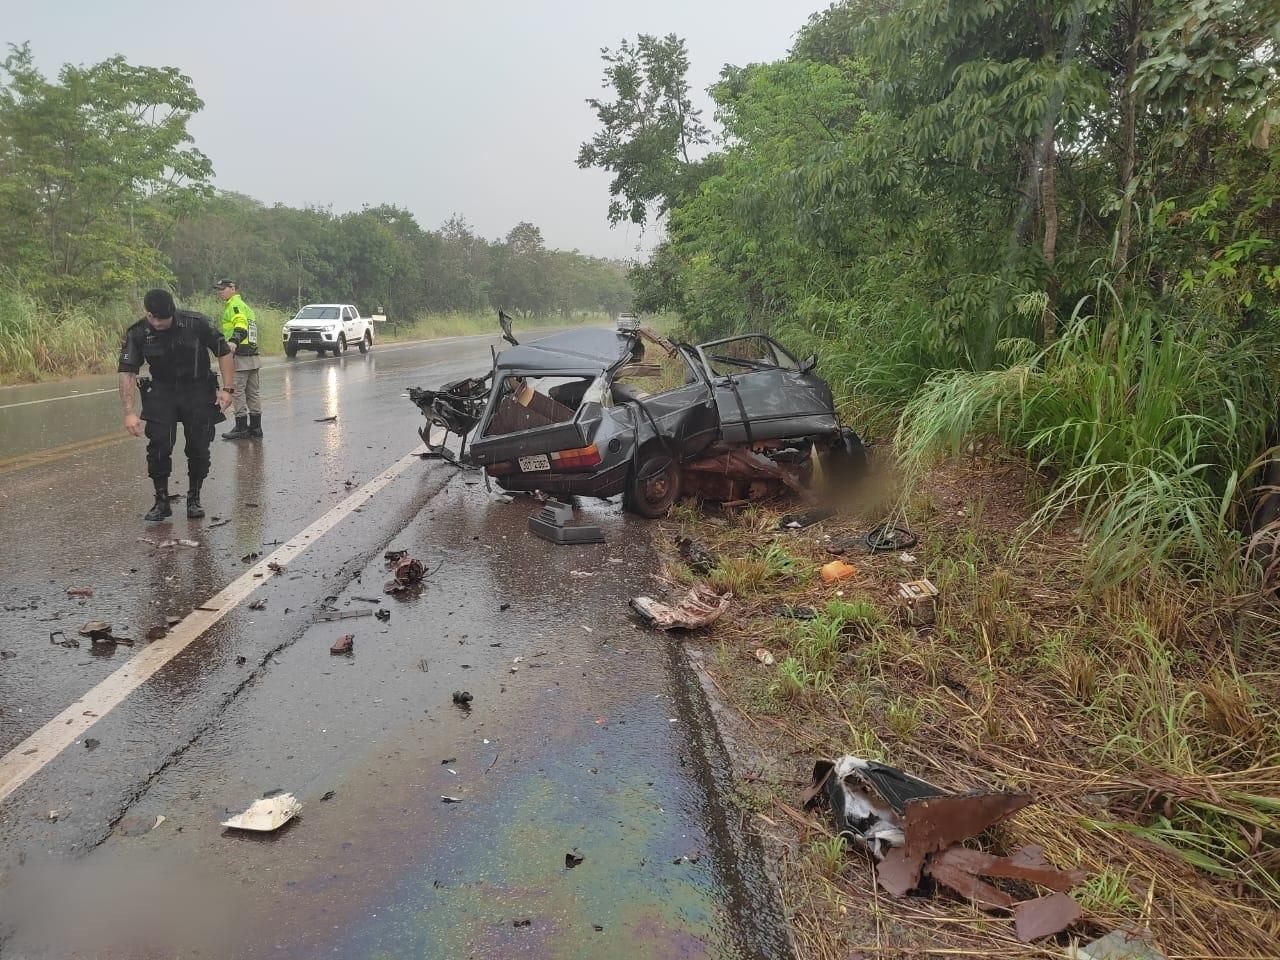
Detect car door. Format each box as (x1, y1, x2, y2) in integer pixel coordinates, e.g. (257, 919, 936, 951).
(341, 307, 355, 340)
(697, 336, 838, 443)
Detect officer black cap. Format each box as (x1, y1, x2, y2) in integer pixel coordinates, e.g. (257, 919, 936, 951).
(213, 278, 236, 289)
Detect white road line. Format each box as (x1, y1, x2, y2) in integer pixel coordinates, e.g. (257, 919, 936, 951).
(0, 388, 117, 410)
(0, 334, 490, 411)
(0, 446, 426, 806)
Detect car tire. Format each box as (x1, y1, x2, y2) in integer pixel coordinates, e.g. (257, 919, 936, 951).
(624, 449, 680, 518)
(285, 345, 298, 358)
(336, 335, 347, 355)
(358, 331, 370, 354)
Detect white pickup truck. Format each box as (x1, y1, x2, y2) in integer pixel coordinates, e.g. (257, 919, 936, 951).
(282, 304, 378, 357)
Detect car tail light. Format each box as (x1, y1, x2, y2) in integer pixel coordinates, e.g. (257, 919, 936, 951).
(550, 444, 602, 471)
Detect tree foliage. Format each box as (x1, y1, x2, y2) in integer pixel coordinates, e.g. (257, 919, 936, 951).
(0, 43, 211, 302)
(577, 34, 710, 228)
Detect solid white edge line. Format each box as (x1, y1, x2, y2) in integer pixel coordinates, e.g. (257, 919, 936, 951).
(0, 446, 426, 807)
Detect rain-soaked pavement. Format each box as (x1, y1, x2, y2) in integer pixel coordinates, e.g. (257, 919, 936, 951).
(0, 335, 790, 959)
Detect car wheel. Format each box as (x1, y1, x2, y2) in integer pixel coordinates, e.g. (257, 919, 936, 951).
(284, 345, 298, 358)
(336, 335, 347, 354)
(624, 449, 680, 518)
(359, 331, 370, 354)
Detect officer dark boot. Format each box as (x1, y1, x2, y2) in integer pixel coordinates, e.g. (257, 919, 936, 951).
(249, 413, 263, 439)
(222, 415, 250, 440)
(144, 481, 171, 522)
(187, 479, 205, 519)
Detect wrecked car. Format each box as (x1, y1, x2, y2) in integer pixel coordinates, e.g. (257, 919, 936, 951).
(408, 313, 865, 517)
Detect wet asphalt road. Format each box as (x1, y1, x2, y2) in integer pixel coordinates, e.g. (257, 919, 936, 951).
(0, 336, 790, 959)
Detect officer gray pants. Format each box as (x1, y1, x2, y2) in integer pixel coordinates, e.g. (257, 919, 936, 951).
(142, 382, 221, 482)
(233, 354, 262, 416)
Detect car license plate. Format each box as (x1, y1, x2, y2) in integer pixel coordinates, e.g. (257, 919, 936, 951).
(518, 454, 551, 472)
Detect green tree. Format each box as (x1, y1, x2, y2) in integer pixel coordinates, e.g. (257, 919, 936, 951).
(577, 34, 710, 228)
(0, 44, 211, 302)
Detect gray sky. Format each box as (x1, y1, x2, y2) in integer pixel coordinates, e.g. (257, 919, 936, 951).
(6, 0, 826, 259)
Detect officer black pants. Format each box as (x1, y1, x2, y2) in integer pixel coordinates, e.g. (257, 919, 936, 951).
(142, 381, 221, 483)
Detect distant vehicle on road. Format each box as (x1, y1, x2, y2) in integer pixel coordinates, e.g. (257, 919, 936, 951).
(282, 304, 376, 358)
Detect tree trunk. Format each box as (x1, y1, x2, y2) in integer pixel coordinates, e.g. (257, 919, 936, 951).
(1113, 0, 1141, 273)
(1040, 133, 1058, 344)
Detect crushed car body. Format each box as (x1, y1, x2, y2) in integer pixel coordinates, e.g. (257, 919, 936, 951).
(408, 313, 866, 517)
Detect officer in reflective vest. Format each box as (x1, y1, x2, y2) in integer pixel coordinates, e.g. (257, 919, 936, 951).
(215, 279, 264, 440)
(118, 289, 234, 521)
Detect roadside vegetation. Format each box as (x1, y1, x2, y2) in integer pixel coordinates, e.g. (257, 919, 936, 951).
(659, 463, 1278, 958)
(0, 44, 631, 385)
(575, 1, 1280, 956)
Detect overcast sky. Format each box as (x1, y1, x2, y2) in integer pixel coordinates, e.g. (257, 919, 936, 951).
(5, 0, 826, 259)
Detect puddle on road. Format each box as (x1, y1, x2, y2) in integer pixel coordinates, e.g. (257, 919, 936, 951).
(2, 480, 790, 959)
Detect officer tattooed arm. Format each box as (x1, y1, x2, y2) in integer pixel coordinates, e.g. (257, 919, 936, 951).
(117, 325, 145, 438)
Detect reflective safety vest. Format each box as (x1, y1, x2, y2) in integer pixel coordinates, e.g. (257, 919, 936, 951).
(220, 294, 259, 355)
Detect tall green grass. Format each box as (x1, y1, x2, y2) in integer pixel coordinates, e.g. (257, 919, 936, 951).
(894, 301, 1278, 585)
(0, 286, 132, 383)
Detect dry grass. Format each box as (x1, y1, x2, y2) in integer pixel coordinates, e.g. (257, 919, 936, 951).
(662, 456, 1280, 960)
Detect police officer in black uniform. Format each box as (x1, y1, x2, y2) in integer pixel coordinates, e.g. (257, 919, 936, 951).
(118, 289, 235, 521)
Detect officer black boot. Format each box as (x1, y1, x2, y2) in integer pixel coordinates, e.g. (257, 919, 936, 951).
(248, 413, 263, 439)
(144, 482, 171, 522)
(222, 415, 250, 440)
(186, 479, 205, 519)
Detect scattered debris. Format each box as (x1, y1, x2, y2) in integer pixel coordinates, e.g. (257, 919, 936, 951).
(803, 756, 1084, 942)
(314, 415, 338, 423)
(144, 626, 168, 641)
(267, 561, 285, 575)
(166, 615, 181, 626)
(241, 552, 261, 563)
(320, 790, 336, 802)
(631, 585, 731, 631)
(528, 501, 605, 545)
(565, 851, 585, 869)
(677, 537, 716, 575)
(672, 851, 702, 865)
(65, 587, 93, 598)
(316, 607, 373, 622)
(753, 648, 776, 666)
(384, 548, 407, 563)
(208, 517, 231, 528)
(865, 523, 919, 552)
(352, 595, 382, 604)
(117, 814, 165, 837)
(780, 507, 836, 530)
(385, 553, 434, 594)
(235, 655, 247, 666)
(221, 793, 302, 832)
(452, 690, 473, 708)
(375, 608, 391, 622)
(1, 650, 16, 660)
(49, 630, 78, 648)
(440, 795, 464, 804)
(1069, 927, 1166, 960)
(78, 621, 131, 645)
(330, 634, 354, 655)
(820, 560, 857, 583)
(83, 738, 99, 751)
(512, 918, 532, 928)
(899, 552, 917, 564)
(897, 578, 939, 626)
(248, 599, 267, 611)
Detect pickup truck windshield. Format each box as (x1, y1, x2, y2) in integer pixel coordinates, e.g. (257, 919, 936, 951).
(295, 306, 340, 320)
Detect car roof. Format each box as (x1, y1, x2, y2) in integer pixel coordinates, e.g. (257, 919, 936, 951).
(495, 328, 634, 374)
(298, 304, 349, 309)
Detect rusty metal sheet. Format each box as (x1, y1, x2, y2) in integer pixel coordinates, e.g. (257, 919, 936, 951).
(925, 857, 1015, 910)
(932, 845, 1086, 893)
(1013, 892, 1082, 942)
(876, 791, 1033, 897)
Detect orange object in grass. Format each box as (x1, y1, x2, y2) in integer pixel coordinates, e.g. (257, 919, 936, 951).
(820, 560, 857, 583)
